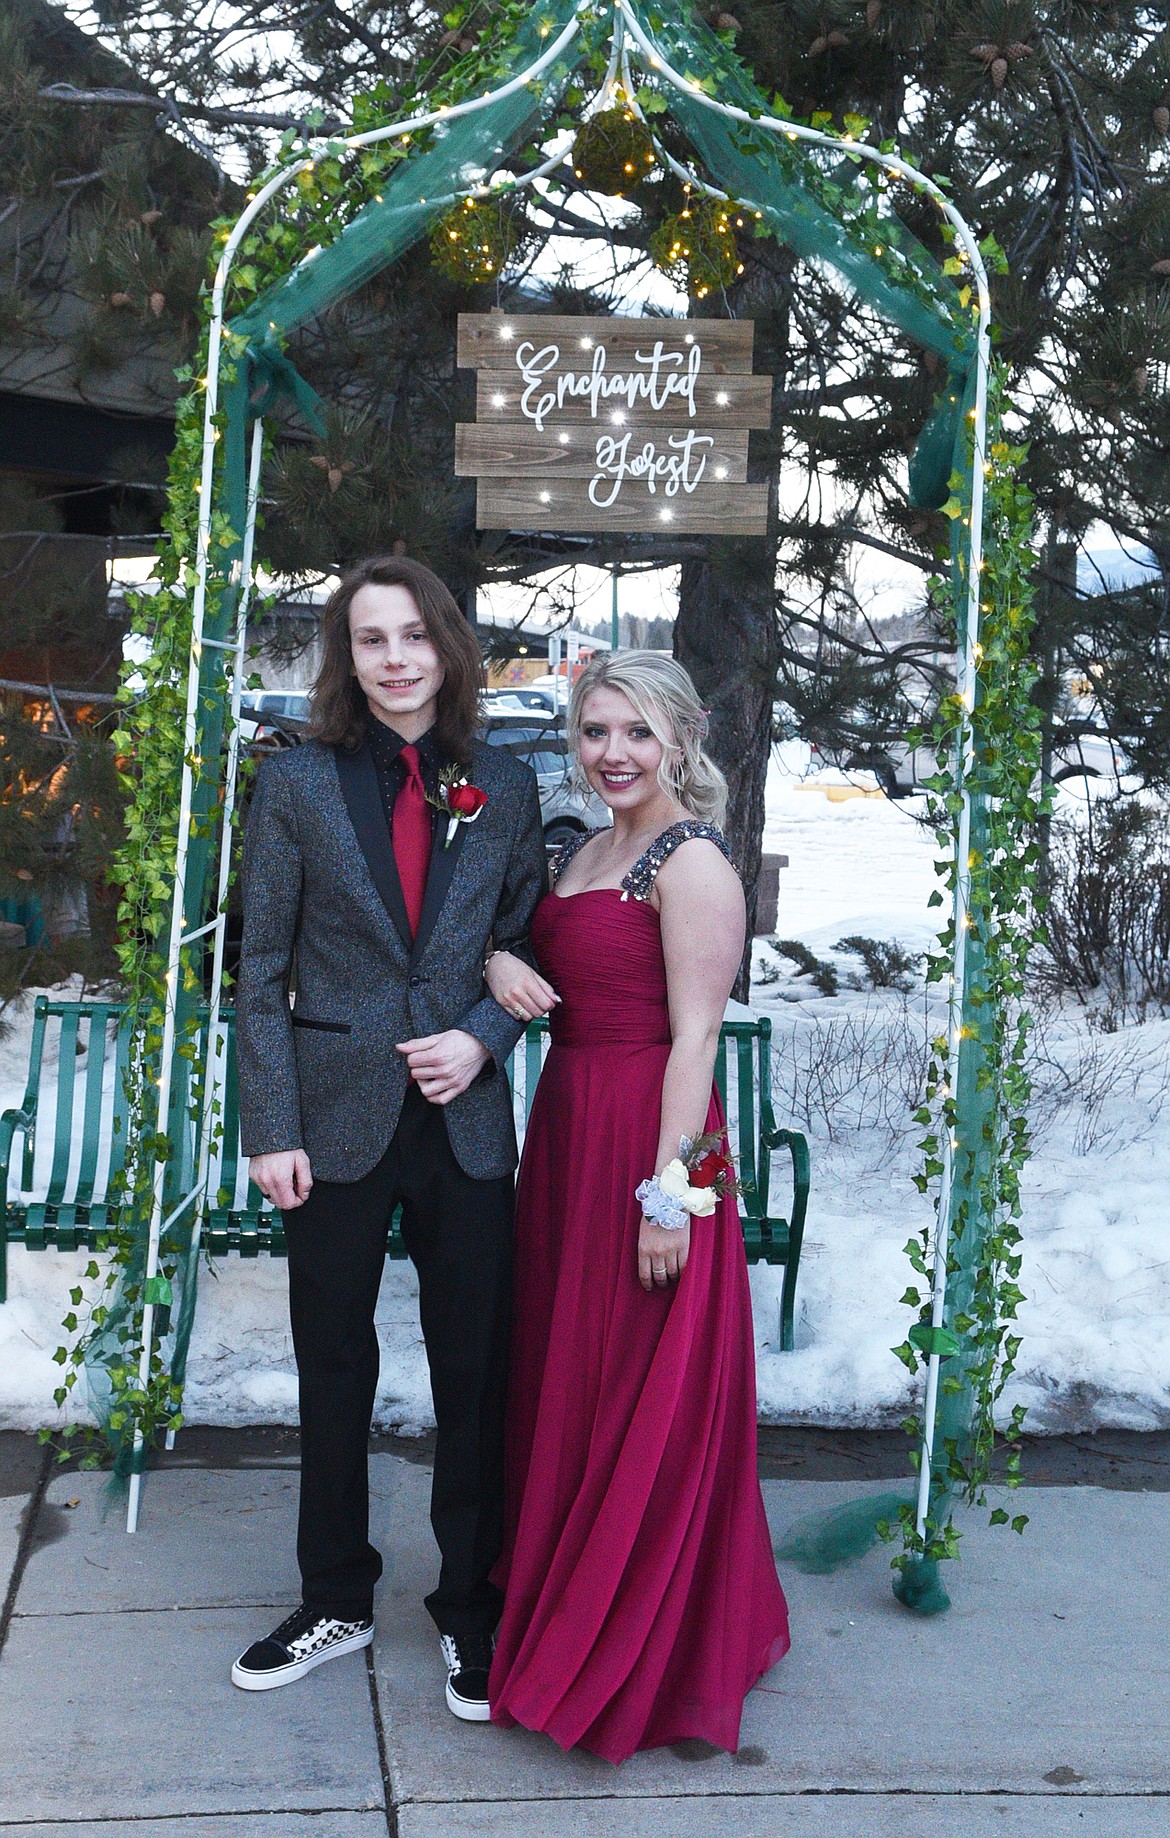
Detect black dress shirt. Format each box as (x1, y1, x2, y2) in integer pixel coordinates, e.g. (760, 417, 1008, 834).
(366, 717, 442, 844)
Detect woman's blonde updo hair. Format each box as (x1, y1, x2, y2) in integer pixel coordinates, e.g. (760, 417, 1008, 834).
(566, 650, 728, 827)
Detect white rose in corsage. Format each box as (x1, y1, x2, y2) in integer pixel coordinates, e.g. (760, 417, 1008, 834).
(427, 764, 488, 849)
(636, 1132, 739, 1231)
(657, 1159, 719, 1216)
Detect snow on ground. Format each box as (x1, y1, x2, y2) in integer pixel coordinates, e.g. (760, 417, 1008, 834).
(2, 752, 1168, 1437)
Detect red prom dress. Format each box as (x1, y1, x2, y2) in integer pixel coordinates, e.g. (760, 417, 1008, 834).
(489, 823, 789, 1763)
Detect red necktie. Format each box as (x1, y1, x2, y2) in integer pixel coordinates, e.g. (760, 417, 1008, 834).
(393, 743, 432, 937)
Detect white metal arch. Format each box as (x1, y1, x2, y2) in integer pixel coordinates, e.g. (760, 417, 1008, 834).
(130, 0, 992, 1548)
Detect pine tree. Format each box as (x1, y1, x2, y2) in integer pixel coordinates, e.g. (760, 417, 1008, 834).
(5, 2, 1166, 983)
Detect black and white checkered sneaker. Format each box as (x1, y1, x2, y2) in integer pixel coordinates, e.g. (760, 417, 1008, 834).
(440, 1632, 494, 1721)
(231, 1604, 374, 1691)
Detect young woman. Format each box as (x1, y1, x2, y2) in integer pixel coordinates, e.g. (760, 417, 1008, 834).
(484, 651, 789, 1763)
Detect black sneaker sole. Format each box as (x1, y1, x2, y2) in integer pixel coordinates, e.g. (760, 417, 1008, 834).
(231, 1624, 373, 1692)
(446, 1677, 492, 1722)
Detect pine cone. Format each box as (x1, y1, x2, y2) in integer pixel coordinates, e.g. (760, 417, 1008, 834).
(992, 56, 1008, 88)
(828, 29, 848, 45)
(715, 12, 741, 30)
(1154, 106, 1170, 136)
(148, 290, 166, 316)
(971, 43, 998, 63)
(866, 0, 881, 24)
(1005, 42, 1033, 59)
(107, 291, 132, 309)
(1131, 364, 1148, 396)
(808, 33, 828, 54)
(392, 538, 407, 555)
(1151, 257, 1170, 275)
(309, 454, 354, 493)
(140, 209, 163, 226)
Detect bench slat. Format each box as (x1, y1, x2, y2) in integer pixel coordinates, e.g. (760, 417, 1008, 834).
(736, 1032, 757, 1203)
(74, 1007, 116, 1208)
(45, 1006, 81, 1207)
(106, 1011, 133, 1192)
(218, 1020, 241, 1208)
(19, 1000, 49, 1193)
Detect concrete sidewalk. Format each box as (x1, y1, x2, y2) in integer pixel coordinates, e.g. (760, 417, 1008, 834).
(1, 1437, 1168, 1837)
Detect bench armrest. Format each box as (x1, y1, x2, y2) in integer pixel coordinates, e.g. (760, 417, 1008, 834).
(763, 1119, 810, 1234)
(0, 1107, 34, 1223)
(760, 1102, 810, 1210)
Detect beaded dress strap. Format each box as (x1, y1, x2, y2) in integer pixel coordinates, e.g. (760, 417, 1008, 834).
(621, 822, 737, 902)
(549, 828, 603, 886)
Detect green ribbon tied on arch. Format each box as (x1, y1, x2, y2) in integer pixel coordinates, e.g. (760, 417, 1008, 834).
(242, 333, 328, 435)
(908, 364, 973, 510)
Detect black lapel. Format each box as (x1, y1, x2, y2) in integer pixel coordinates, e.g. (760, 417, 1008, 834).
(410, 802, 470, 966)
(333, 743, 413, 955)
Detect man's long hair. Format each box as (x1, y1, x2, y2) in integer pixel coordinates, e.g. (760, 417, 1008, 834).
(308, 556, 483, 763)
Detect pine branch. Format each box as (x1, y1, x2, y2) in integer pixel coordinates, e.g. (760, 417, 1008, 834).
(0, 678, 118, 704)
(38, 83, 345, 136)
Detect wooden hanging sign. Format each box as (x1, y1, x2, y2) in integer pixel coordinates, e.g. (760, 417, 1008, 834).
(455, 313, 771, 535)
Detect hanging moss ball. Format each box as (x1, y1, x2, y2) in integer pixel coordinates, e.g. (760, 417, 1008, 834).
(649, 194, 747, 298)
(429, 197, 525, 284)
(571, 106, 657, 196)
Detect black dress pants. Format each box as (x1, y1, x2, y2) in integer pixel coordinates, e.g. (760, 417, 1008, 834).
(283, 1081, 514, 1637)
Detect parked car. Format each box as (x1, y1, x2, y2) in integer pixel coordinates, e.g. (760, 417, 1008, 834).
(482, 711, 609, 849)
(484, 686, 560, 714)
(810, 728, 1127, 798)
(238, 689, 312, 747)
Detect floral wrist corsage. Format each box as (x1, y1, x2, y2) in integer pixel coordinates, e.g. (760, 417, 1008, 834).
(428, 765, 488, 848)
(636, 1132, 738, 1232)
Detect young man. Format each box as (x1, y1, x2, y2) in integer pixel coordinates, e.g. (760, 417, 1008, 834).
(231, 556, 547, 1717)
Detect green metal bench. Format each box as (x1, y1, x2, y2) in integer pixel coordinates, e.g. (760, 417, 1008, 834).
(1, 998, 809, 1347)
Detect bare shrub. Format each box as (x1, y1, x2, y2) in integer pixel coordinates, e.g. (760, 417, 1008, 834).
(1025, 1001, 1170, 1154)
(1041, 803, 1170, 1016)
(771, 995, 933, 1146)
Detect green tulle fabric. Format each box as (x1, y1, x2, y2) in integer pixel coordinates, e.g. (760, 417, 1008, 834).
(893, 1556, 952, 1616)
(776, 1499, 952, 1615)
(775, 1492, 911, 1576)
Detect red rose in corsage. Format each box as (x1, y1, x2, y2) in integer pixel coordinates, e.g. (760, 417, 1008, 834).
(689, 1148, 734, 1190)
(429, 766, 488, 848)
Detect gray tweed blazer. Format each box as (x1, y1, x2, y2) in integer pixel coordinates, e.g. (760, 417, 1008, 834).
(236, 736, 547, 1182)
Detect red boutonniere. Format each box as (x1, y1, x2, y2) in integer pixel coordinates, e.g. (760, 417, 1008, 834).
(429, 766, 488, 848)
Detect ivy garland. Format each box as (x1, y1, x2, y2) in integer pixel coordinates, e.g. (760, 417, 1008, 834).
(888, 362, 1044, 1568)
(44, 1, 1041, 1541)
